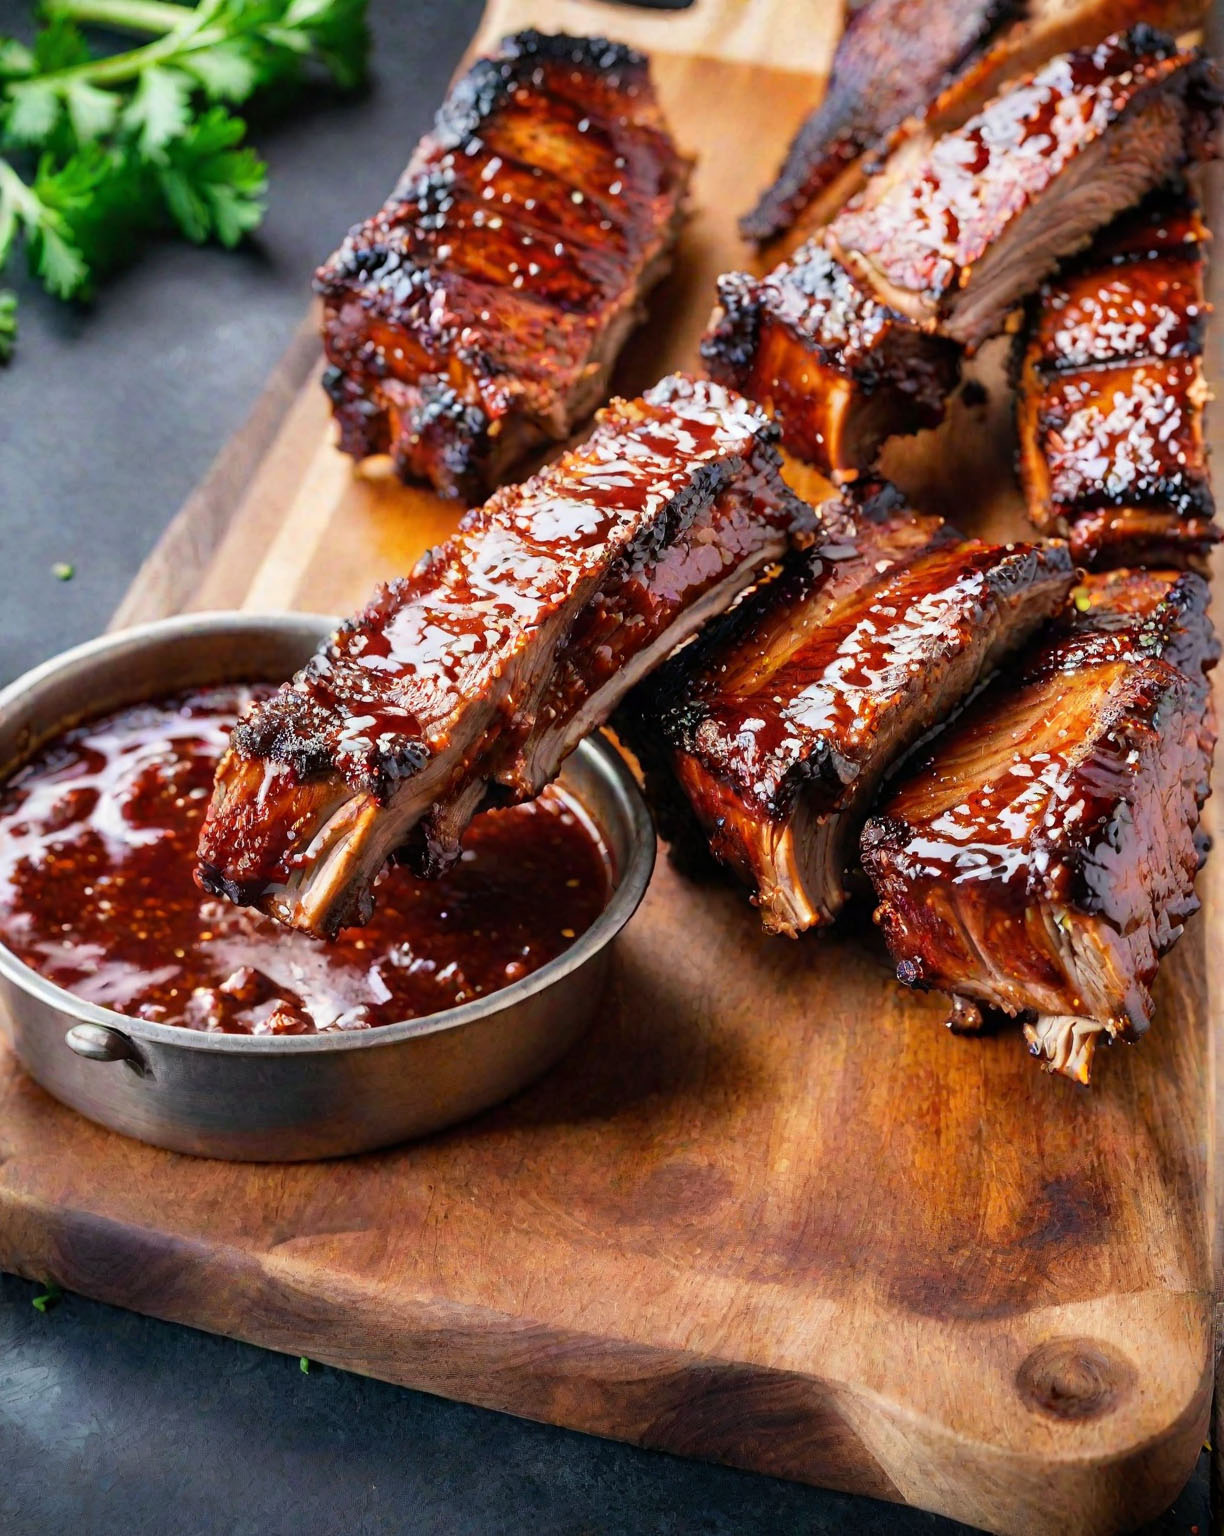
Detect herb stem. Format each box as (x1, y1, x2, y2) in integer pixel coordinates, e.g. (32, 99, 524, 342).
(27, 13, 232, 91)
(43, 0, 196, 36)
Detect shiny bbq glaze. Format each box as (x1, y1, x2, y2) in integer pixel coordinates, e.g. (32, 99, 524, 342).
(739, 0, 1210, 250)
(0, 687, 610, 1035)
(197, 376, 807, 940)
(315, 29, 692, 501)
(705, 28, 1214, 479)
(826, 28, 1211, 345)
(861, 568, 1218, 1081)
(701, 250, 961, 478)
(739, 0, 1017, 247)
(1018, 185, 1216, 567)
(619, 483, 1074, 935)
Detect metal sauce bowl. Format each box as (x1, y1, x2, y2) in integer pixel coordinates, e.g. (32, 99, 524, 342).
(0, 613, 655, 1160)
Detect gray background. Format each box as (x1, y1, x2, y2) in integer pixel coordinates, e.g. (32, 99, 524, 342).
(0, 1, 1210, 1531)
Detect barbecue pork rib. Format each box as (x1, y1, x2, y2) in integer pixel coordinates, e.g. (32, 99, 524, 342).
(315, 30, 692, 503)
(740, 0, 1205, 253)
(196, 376, 814, 938)
(619, 484, 1074, 936)
(1017, 185, 1216, 568)
(861, 568, 1219, 1082)
(706, 27, 1217, 479)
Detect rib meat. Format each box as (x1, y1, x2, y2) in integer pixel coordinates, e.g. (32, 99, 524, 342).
(741, 0, 1205, 252)
(706, 28, 1217, 479)
(1017, 185, 1216, 567)
(196, 376, 814, 937)
(861, 568, 1219, 1081)
(620, 484, 1075, 936)
(315, 30, 692, 502)
(739, 0, 1019, 249)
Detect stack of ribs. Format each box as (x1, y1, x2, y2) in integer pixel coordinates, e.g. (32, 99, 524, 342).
(740, 0, 1205, 252)
(861, 568, 1219, 1081)
(1017, 184, 1217, 568)
(707, 27, 1216, 479)
(196, 375, 814, 937)
(315, 30, 692, 502)
(619, 484, 1074, 935)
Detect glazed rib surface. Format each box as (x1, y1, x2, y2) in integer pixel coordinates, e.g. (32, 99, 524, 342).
(1017, 185, 1216, 567)
(316, 29, 692, 502)
(622, 484, 1075, 935)
(861, 569, 1219, 1081)
(739, 0, 1018, 249)
(740, 0, 1206, 251)
(706, 27, 1215, 479)
(196, 376, 813, 937)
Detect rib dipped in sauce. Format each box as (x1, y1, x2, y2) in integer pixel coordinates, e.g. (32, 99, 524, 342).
(0, 686, 611, 1035)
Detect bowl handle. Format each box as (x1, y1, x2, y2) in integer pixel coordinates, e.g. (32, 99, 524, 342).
(65, 1023, 149, 1075)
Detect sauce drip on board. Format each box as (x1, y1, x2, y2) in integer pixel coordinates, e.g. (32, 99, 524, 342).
(0, 685, 611, 1035)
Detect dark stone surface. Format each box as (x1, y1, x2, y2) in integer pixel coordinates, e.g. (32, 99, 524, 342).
(0, 2, 1210, 1532)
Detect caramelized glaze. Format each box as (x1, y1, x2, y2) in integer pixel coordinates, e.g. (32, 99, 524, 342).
(315, 29, 692, 500)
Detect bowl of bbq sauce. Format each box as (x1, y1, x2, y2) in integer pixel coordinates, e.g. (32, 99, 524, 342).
(0, 613, 655, 1160)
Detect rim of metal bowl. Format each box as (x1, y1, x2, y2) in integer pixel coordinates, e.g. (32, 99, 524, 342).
(0, 611, 657, 1056)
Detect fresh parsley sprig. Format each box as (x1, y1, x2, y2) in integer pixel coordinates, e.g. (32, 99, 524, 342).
(0, 0, 368, 360)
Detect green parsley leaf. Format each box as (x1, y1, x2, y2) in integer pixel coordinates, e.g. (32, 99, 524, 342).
(65, 78, 120, 143)
(52, 560, 75, 579)
(157, 106, 265, 245)
(299, 1355, 311, 1373)
(0, 0, 369, 354)
(123, 64, 193, 152)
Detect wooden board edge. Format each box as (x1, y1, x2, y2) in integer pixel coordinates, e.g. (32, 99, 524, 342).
(108, 315, 323, 632)
(0, 1185, 1212, 1536)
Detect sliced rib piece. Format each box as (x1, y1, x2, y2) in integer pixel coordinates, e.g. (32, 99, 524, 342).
(741, 0, 1207, 251)
(708, 28, 1215, 479)
(826, 28, 1213, 347)
(1017, 185, 1216, 567)
(315, 30, 692, 502)
(196, 376, 812, 937)
(739, 0, 1019, 249)
(861, 569, 1219, 1082)
(620, 484, 1075, 936)
(701, 252, 962, 478)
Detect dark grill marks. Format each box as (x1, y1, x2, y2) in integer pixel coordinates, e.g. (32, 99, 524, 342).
(619, 484, 1074, 936)
(1017, 185, 1216, 568)
(196, 376, 812, 938)
(860, 569, 1219, 1082)
(704, 28, 1216, 481)
(315, 29, 692, 502)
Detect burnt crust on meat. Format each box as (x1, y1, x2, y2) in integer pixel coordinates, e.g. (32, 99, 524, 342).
(707, 28, 1217, 481)
(739, 0, 1209, 253)
(861, 568, 1219, 1081)
(196, 375, 815, 937)
(1017, 183, 1217, 567)
(315, 29, 693, 502)
(701, 251, 961, 480)
(739, 0, 1019, 248)
(621, 482, 1075, 935)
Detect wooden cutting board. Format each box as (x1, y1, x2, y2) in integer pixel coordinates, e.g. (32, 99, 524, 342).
(1, 4, 1219, 1533)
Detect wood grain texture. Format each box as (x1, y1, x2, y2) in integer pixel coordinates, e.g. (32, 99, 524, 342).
(0, 4, 1218, 1533)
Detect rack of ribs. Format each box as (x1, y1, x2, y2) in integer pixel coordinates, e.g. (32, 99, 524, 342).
(706, 27, 1218, 480)
(741, 0, 1206, 253)
(196, 375, 815, 938)
(618, 483, 1074, 936)
(861, 568, 1219, 1082)
(315, 30, 693, 503)
(1017, 183, 1216, 568)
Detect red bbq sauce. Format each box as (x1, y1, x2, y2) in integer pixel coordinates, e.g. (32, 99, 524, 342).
(0, 685, 611, 1034)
